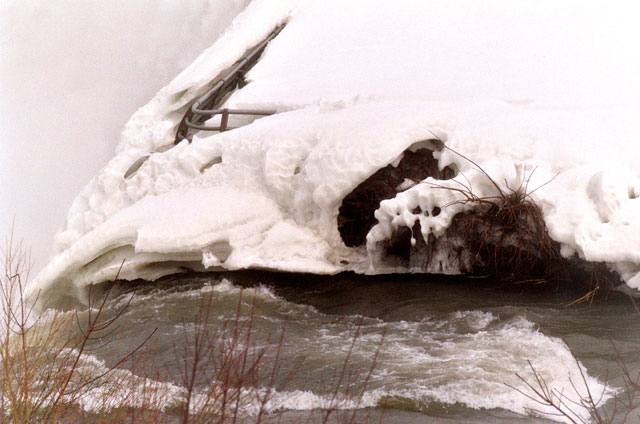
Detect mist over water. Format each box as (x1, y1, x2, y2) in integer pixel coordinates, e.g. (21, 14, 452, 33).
(0, 0, 249, 271)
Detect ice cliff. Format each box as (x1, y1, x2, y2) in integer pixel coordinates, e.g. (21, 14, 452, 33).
(27, 0, 640, 308)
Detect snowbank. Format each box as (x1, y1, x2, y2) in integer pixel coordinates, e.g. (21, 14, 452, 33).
(27, 0, 640, 307)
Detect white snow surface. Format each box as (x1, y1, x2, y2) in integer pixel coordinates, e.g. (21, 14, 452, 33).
(27, 0, 640, 306)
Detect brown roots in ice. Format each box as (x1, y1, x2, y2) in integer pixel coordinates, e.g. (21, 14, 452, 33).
(375, 146, 621, 300)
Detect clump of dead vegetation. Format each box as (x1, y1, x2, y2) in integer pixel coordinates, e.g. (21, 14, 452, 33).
(511, 340, 640, 424)
(0, 231, 158, 423)
(436, 145, 621, 300)
(439, 145, 562, 281)
(371, 143, 621, 301)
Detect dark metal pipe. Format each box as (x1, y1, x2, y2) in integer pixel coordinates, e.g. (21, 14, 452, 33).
(190, 108, 276, 116)
(220, 109, 229, 132)
(184, 117, 241, 132)
(175, 23, 286, 144)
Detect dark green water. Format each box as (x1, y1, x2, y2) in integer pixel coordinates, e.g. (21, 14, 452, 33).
(81, 272, 640, 423)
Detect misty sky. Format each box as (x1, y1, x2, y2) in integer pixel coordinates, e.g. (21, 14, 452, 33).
(0, 0, 249, 272)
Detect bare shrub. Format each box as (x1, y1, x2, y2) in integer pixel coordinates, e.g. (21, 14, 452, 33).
(508, 341, 640, 424)
(1, 229, 384, 423)
(0, 231, 152, 423)
(173, 289, 294, 424)
(316, 315, 385, 424)
(172, 288, 386, 424)
(430, 145, 561, 281)
(509, 292, 640, 424)
(424, 145, 622, 302)
(508, 358, 610, 424)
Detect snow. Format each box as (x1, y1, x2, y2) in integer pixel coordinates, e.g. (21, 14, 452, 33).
(228, 0, 640, 109)
(25, 0, 640, 307)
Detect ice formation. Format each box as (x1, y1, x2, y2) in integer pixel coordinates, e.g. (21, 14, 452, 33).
(27, 0, 640, 307)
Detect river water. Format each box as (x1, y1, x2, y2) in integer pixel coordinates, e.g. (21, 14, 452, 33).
(81, 271, 640, 423)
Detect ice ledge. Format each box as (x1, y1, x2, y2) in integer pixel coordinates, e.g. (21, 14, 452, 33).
(27, 100, 640, 309)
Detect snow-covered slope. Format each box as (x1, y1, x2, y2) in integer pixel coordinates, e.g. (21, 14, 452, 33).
(27, 0, 640, 307)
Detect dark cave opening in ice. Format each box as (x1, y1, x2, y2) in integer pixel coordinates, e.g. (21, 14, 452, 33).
(338, 146, 456, 247)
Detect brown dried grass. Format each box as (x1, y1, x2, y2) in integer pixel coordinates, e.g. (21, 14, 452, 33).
(430, 145, 623, 302)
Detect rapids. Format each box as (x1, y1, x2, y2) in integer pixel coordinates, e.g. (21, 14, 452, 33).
(69, 271, 639, 423)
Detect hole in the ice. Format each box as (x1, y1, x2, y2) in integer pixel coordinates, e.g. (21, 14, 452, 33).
(206, 240, 232, 263)
(338, 147, 457, 247)
(385, 226, 412, 266)
(124, 155, 150, 179)
(381, 221, 432, 269)
(200, 156, 222, 173)
(412, 206, 422, 215)
(426, 138, 445, 151)
(293, 166, 301, 175)
(138, 260, 204, 274)
(340, 260, 349, 265)
(432, 206, 441, 217)
(396, 178, 416, 192)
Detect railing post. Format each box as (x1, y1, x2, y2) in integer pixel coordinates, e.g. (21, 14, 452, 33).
(220, 109, 229, 132)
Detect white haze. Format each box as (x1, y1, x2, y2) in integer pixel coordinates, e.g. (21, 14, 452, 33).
(0, 0, 250, 272)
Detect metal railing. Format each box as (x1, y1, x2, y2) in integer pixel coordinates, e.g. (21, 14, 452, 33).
(182, 108, 276, 133)
(175, 24, 285, 144)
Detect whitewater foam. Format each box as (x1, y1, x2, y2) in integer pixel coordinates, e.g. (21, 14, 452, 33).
(63, 280, 611, 423)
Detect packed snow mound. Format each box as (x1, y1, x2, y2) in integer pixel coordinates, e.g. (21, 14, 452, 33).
(227, 0, 640, 109)
(27, 0, 640, 308)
